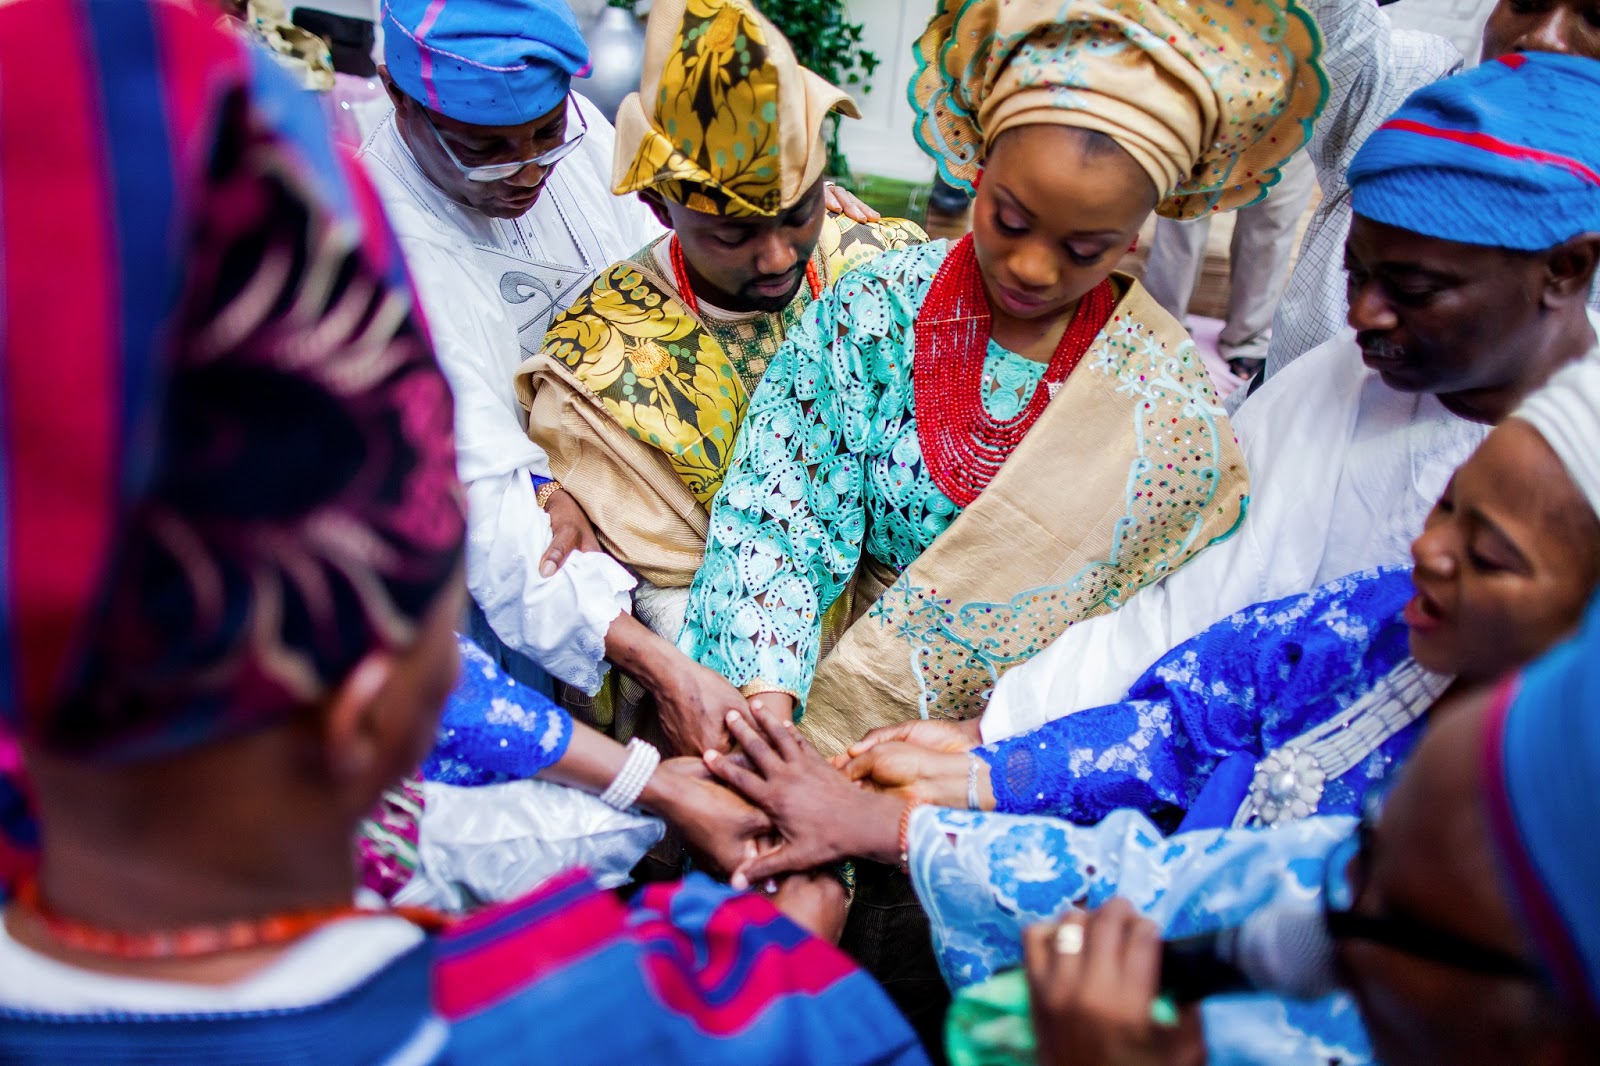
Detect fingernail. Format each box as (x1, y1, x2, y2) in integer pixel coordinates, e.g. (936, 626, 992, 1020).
(539, 562, 556, 578)
(731, 872, 749, 890)
(725, 710, 741, 724)
(763, 878, 778, 894)
(703, 749, 719, 763)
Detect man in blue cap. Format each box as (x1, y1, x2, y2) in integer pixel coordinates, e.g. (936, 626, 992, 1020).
(361, 0, 666, 703)
(363, 0, 762, 733)
(1256, 0, 1600, 384)
(362, 0, 873, 733)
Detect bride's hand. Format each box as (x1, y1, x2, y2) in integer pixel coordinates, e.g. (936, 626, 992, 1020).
(841, 717, 983, 762)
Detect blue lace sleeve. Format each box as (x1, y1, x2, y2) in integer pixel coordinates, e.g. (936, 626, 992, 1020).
(976, 567, 1415, 827)
(422, 635, 574, 787)
(678, 281, 873, 701)
(976, 698, 1205, 827)
(906, 807, 1372, 1066)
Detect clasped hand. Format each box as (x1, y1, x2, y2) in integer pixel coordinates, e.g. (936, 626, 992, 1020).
(702, 706, 907, 889)
(832, 717, 988, 808)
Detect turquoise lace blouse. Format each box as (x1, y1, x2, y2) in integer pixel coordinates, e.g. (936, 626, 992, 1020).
(679, 241, 1052, 698)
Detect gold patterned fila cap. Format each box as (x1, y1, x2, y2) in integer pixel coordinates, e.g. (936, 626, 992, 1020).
(611, 0, 860, 217)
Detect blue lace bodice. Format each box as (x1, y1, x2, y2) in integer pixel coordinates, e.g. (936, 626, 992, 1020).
(978, 566, 1420, 831)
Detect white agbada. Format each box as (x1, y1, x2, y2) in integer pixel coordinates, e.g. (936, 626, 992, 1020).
(980, 320, 1600, 741)
(358, 94, 666, 693)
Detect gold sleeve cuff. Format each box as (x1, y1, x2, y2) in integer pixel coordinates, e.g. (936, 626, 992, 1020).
(739, 681, 802, 704)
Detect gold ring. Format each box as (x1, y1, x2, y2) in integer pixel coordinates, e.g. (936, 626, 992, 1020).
(1053, 921, 1085, 956)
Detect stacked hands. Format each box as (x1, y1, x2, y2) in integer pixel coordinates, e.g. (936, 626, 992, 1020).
(546, 498, 1199, 1060)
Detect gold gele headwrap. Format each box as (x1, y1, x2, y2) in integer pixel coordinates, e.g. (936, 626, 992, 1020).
(612, 0, 860, 217)
(909, 0, 1328, 219)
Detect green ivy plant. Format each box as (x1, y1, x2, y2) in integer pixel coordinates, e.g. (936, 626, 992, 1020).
(753, 0, 879, 178)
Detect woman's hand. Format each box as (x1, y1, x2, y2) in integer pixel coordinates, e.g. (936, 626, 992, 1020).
(703, 706, 906, 887)
(823, 181, 881, 224)
(845, 717, 983, 758)
(642, 757, 771, 877)
(839, 741, 989, 809)
(1024, 901, 1205, 1066)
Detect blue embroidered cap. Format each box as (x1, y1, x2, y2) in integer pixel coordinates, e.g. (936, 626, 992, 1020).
(1349, 52, 1600, 250)
(382, 0, 589, 126)
(1484, 595, 1600, 1013)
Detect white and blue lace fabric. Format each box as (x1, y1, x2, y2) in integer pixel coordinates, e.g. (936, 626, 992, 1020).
(907, 805, 1373, 1066)
(422, 635, 575, 786)
(977, 566, 1418, 833)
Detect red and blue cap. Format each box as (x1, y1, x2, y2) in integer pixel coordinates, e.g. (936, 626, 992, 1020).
(0, 0, 464, 761)
(382, 0, 590, 126)
(1350, 52, 1600, 251)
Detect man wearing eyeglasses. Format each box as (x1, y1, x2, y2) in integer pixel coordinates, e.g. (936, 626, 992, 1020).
(357, 0, 744, 720)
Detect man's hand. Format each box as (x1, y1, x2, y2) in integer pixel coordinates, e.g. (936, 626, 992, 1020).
(1024, 901, 1205, 1066)
(846, 717, 982, 758)
(539, 488, 601, 578)
(767, 870, 850, 944)
(823, 181, 881, 223)
(654, 658, 750, 757)
(838, 742, 985, 809)
(644, 757, 771, 878)
(703, 705, 906, 886)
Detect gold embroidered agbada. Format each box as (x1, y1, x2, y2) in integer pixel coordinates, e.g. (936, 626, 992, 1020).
(518, 213, 923, 596)
(515, 0, 925, 734)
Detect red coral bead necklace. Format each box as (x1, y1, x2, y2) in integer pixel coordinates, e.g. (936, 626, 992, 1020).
(913, 234, 1115, 507)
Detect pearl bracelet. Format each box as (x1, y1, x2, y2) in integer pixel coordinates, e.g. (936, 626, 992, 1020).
(966, 753, 982, 811)
(599, 738, 660, 811)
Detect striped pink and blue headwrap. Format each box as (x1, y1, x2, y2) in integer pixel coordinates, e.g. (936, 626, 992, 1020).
(0, 0, 465, 763)
(1482, 596, 1600, 1013)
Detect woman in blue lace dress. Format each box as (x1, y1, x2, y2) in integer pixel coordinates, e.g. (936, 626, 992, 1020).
(702, 372, 1600, 879)
(357, 633, 777, 903)
(835, 407, 1600, 835)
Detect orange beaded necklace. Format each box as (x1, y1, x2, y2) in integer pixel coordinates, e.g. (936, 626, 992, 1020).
(10, 878, 445, 960)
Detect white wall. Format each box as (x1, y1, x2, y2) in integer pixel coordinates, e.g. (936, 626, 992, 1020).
(838, 0, 937, 182)
(1385, 0, 1496, 61)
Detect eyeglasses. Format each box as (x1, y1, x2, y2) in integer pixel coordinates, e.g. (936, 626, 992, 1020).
(423, 96, 588, 183)
(1322, 790, 1546, 982)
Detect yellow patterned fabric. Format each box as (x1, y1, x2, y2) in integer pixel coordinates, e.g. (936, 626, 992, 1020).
(612, 0, 859, 217)
(909, 0, 1329, 219)
(223, 0, 335, 92)
(527, 213, 926, 506)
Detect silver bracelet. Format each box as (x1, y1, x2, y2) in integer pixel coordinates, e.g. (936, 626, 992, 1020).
(599, 738, 661, 811)
(966, 752, 982, 811)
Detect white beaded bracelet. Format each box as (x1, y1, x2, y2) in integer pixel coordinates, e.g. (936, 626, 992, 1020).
(599, 738, 661, 811)
(967, 753, 982, 811)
